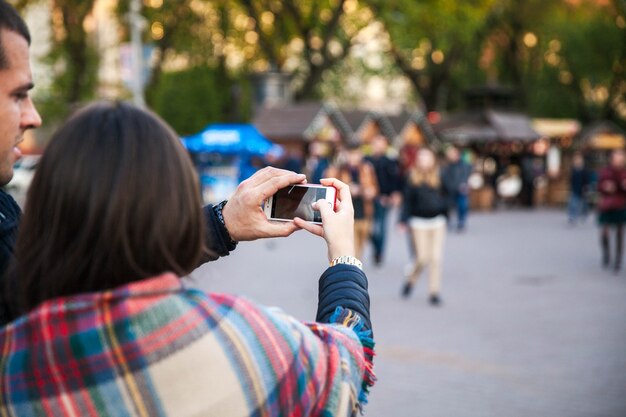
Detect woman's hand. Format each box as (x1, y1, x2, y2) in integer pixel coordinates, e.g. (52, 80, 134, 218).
(294, 178, 355, 262)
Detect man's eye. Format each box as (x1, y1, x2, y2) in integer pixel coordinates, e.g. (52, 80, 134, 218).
(14, 92, 28, 100)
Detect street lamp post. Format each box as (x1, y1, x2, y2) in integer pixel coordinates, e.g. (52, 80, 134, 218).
(129, 0, 145, 107)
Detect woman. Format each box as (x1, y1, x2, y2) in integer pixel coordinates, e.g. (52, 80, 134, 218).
(400, 147, 448, 306)
(597, 149, 626, 272)
(1, 102, 374, 416)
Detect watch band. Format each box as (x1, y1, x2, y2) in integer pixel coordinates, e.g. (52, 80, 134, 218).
(213, 200, 238, 245)
(329, 255, 363, 270)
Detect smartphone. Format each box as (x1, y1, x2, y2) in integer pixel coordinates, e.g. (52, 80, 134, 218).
(263, 184, 337, 224)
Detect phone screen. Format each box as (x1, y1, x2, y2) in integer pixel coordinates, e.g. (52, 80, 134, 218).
(271, 186, 328, 223)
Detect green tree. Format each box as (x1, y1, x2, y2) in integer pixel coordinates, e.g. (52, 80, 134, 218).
(150, 65, 252, 135)
(231, 0, 371, 100)
(14, 0, 99, 119)
(468, 0, 625, 125)
(368, 0, 496, 111)
(532, 0, 626, 124)
(117, 0, 228, 106)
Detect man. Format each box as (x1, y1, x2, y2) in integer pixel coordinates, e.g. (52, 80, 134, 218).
(567, 152, 592, 224)
(0, 1, 41, 324)
(441, 146, 472, 231)
(0, 0, 303, 325)
(366, 135, 400, 265)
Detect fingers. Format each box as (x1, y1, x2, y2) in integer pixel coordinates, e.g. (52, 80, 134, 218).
(253, 172, 307, 202)
(314, 198, 334, 221)
(245, 167, 306, 195)
(265, 221, 301, 238)
(245, 166, 301, 187)
(320, 178, 352, 205)
(320, 178, 353, 215)
(294, 217, 324, 237)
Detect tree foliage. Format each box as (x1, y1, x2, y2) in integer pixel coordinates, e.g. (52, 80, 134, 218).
(150, 65, 251, 136)
(14, 0, 99, 118)
(368, 0, 496, 111)
(12, 0, 626, 127)
(229, 0, 372, 100)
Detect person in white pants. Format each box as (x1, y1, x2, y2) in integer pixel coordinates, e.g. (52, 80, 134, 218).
(400, 148, 448, 306)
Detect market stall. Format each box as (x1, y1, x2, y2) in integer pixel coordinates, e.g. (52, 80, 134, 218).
(183, 124, 282, 204)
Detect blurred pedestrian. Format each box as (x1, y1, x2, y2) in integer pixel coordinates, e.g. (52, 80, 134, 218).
(567, 152, 592, 224)
(2, 101, 375, 416)
(496, 164, 523, 207)
(400, 148, 448, 306)
(305, 141, 331, 184)
(366, 135, 401, 265)
(328, 143, 378, 260)
(597, 149, 626, 272)
(441, 146, 472, 231)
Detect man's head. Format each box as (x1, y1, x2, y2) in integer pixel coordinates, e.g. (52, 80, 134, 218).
(572, 152, 584, 169)
(445, 146, 460, 163)
(371, 135, 388, 157)
(610, 149, 625, 169)
(345, 142, 363, 167)
(0, 1, 41, 186)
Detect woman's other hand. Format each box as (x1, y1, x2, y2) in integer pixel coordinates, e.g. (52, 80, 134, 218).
(294, 178, 355, 262)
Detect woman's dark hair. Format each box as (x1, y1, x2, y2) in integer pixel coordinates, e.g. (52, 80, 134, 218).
(16, 101, 204, 312)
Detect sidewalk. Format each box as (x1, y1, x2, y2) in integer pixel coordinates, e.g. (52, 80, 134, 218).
(191, 209, 626, 417)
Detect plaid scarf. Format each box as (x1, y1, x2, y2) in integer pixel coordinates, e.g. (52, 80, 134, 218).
(0, 273, 374, 416)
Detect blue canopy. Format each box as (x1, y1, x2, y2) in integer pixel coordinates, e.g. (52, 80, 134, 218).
(182, 124, 282, 157)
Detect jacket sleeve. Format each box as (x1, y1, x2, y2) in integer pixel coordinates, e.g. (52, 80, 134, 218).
(315, 264, 371, 331)
(199, 204, 237, 264)
(399, 184, 412, 223)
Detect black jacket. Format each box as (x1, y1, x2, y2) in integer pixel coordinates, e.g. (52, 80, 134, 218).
(366, 155, 400, 197)
(401, 183, 448, 222)
(441, 161, 472, 197)
(0, 191, 20, 325)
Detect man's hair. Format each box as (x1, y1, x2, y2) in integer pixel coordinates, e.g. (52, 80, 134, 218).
(0, 0, 31, 69)
(15, 101, 205, 313)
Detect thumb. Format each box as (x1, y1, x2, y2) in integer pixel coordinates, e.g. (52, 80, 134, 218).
(313, 198, 333, 220)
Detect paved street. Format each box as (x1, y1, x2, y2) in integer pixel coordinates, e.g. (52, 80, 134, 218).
(190, 209, 626, 417)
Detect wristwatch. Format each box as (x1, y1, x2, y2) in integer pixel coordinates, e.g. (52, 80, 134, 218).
(329, 255, 363, 270)
(213, 200, 238, 246)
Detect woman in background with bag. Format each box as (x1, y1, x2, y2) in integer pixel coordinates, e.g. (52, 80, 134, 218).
(597, 149, 626, 273)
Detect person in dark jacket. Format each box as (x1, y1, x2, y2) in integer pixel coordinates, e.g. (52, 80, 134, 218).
(567, 152, 592, 224)
(441, 146, 472, 231)
(0, 2, 42, 324)
(0, 0, 305, 326)
(305, 141, 331, 184)
(597, 149, 626, 273)
(400, 147, 448, 306)
(366, 135, 401, 265)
